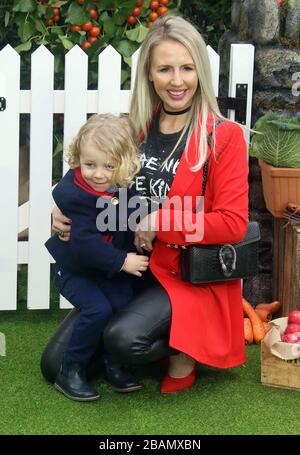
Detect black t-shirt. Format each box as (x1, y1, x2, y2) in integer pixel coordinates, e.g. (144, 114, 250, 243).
(130, 114, 187, 211)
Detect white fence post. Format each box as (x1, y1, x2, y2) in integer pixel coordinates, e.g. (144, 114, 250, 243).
(126, 47, 140, 112)
(0, 43, 254, 310)
(98, 45, 121, 114)
(59, 45, 89, 309)
(27, 46, 54, 309)
(131, 47, 140, 92)
(63, 45, 88, 175)
(0, 45, 20, 310)
(228, 44, 255, 145)
(207, 45, 220, 96)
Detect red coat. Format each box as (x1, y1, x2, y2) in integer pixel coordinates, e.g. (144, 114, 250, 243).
(150, 119, 249, 368)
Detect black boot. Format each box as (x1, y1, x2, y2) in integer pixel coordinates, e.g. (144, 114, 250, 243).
(55, 362, 100, 401)
(102, 354, 143, 393)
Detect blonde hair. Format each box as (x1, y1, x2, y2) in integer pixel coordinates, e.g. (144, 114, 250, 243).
(129, 15, 225, 171)
(67, 114, 140, 187)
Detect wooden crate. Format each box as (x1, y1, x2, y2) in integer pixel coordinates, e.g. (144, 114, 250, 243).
(261, 340, 300, 391)
(272, 219, 300, 316)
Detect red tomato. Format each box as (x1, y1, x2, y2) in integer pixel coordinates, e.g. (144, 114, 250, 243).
(127, 16, 137, 25)
(70, 24, 81, 32)
(81, 21, 93, 32)
(89, 26, 101, 37)
(135, 1, 144, 6)
(76, 0, 84, 5)
(150, 1, 159, 10)
(88, 8, 98, 20)
(149, 11, 158, 21)
(157, 6, 168, 16)
(132, 7, 141, 17)
(159, 0, 169, 5)
(81, 41, 92, 50)
(53, 7, 60, 17)
(88, 36, 98, 44)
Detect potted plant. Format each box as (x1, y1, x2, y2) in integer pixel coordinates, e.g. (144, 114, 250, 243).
(249, 111, 300, 217)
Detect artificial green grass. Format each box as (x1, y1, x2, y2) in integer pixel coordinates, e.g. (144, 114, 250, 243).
(1, 268, 300, 435)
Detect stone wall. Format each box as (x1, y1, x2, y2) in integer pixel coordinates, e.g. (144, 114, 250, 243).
(219, 0, 300, 303)
(220, 0, 300, 121)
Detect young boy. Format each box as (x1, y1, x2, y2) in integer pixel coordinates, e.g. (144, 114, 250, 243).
(45, 114, 149, 401)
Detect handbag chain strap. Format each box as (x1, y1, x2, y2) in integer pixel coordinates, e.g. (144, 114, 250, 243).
(201, 159, 210, 197)
(202, 118, 238, 277)
(168, 119, 224, 251)
(201, 118, 224, 197)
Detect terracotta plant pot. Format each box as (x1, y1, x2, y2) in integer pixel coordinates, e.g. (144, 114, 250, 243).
(259, 159, 300, 218)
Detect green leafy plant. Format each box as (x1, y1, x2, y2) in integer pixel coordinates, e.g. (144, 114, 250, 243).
(249, 111, 300, 168)
(0, 0, 230, 182)
(0, 0, 180, 181)
(1, 0, 179, 88)
(180, 0, 231, 49)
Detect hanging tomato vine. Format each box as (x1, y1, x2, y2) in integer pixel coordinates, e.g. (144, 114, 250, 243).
(0, 0, 180, 89)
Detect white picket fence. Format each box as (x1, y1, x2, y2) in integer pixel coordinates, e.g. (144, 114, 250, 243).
(0, 42, 255, 310)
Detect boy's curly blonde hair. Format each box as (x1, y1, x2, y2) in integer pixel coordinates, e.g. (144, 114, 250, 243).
(67, 113, 140, 187)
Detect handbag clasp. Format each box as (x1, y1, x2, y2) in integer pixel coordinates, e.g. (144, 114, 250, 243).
(219, 244, 237, 277)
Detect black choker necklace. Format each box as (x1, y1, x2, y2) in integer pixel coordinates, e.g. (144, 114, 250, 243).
(162, 105, 191, 116)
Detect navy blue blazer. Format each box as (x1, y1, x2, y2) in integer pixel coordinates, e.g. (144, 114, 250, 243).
(45, 169, 136, 278)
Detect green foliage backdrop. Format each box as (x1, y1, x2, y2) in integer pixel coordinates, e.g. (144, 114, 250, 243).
(0, 0, 231, 88)
(0, 0, 180, 88)
(181, 0, 231, 49)
(0, 0, 231, 178)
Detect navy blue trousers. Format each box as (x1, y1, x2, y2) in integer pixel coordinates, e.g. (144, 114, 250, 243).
(54, 267, 133, 367)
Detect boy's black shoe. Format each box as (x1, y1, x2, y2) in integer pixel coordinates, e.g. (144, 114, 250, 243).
(55, 362, 100, 401)
(102, 355, 143, 393)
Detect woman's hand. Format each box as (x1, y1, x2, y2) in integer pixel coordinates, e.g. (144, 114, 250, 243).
(134, 211, 157, 253)
(134, 230, 156, 253)
(52, 206, 71, 242)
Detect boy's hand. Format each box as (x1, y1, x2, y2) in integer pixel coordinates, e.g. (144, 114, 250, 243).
(121, 253, 149, 277)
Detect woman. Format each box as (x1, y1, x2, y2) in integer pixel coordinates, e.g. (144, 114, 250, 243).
(50, 15, 249, 394)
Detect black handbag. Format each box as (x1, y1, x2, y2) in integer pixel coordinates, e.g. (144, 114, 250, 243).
(180, 221, 260, 283)
(179, 128, 261, 284)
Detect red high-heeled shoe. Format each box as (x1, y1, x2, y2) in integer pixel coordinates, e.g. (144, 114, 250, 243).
(160, 367, 196, 394)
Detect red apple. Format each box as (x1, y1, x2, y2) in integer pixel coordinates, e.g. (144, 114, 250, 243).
(284, 323, 300, 334)
(288, 310, 300, 325)
(281, 333, 300, 343)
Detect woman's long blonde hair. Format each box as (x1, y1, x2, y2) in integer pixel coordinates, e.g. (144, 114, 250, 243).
(67, 114, 140, 187)
(129, 15, 224, 171)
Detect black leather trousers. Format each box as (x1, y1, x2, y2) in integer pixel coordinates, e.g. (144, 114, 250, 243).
(104, 284, 176, 365)
(40, 276, 175, 383)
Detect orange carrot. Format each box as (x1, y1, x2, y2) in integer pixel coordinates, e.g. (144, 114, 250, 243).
(244, 318, 253, 344)
(263, 322, 271, 333)
(242, 298, 266, 343)
(255, 301, 281, 315)
(254, 308, 272, 322)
